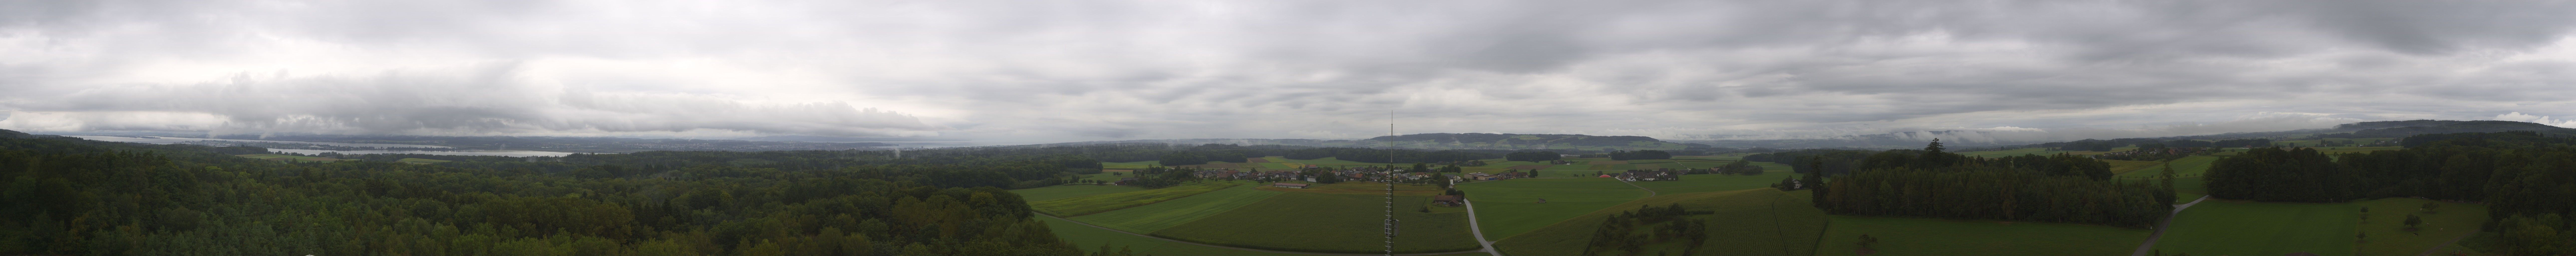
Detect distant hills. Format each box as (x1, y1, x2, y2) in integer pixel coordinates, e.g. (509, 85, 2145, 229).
(1041, 133, 1701, 152)
(2340, 120, 2576, 138)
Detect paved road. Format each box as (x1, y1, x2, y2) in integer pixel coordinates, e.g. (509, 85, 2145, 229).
(1038, 213, 1484, 256)
(2130, 196, 2213, 256)
(1461, 200, 1504, 256)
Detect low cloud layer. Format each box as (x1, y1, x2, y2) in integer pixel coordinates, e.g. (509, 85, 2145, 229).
(4, 0, 2574, 145)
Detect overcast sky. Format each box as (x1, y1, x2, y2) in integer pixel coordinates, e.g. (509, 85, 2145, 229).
(4, 0, 2574, 145)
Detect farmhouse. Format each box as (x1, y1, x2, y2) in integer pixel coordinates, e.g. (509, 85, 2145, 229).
(1432, 195, 1464, 206)
(1616, 170, 1681, 181)
(1271, 182, 1310, 189)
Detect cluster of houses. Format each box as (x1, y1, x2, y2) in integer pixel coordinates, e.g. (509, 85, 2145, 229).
(1465, 172, 1530, 180)
(1191, 169, 1301, 180)
(1612, 169, 1684, 182)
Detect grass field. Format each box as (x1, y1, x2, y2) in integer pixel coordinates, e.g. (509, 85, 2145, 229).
(1255, 181, 1447, 196)
(1038, 216, 1342, 256)
(2172, 177, 2208, 200)
(2153, 200, 2360, 256)
(1629, 172, 1794, 194)
(1815, 215, 2151, 256)
(1151, 192, 1481, 254)
(234, 154, 345, 162)
(1031, 182, 1239, 216)
(396, 158, 452, 164)
(2116, 156, 2220, 180)
(2355, 198, 2490, 256)
(1072, 182, 1285, 232)
(2316, 146, 2406, 154)
(1010, 184, 1148, 202)
(1453, 178, 1650, 240)
(1494, 189, 1827, 256)
(2104, 159, 2164, 175)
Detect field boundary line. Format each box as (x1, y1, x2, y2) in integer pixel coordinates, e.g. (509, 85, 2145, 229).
(1038, 212, 1485, 256)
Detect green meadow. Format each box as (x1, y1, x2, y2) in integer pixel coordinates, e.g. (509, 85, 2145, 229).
(1010, 184, 1147, 202)
(1150, 192, 1481, 254)
(1031, 182, 1238, 217)
(1072, 182, 1284, 232)
(2354, 198, 2489, 256)
(1452, 178, 1650, 239)
(2153, 200, 2360, 256)
(1037, 216, 1328, 256)
(1814, 215, 2151, 256)
(1628, 172, 1795, 194)
(2117, 156, 2220, 180)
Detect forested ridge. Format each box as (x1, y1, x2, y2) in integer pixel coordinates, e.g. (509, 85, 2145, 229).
(0, 130, 1102, 256)
(1809, 141, 2167, 228)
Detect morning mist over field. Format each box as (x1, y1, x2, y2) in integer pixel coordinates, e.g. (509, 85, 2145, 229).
(4, 0, 2576, 146)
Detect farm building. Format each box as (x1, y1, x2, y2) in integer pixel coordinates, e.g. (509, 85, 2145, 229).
(1616, 170, 1682, 181)
(1432, 195, 1464, 206)
(1272, 182, 1310, 189)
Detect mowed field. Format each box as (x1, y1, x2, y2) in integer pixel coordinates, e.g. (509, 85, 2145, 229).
(1814, 216, 2151, 256)
(1031, 182, 1238, 216)
(2355, 198, 2490, 256)
(2153, 200, 2360, 256)
(1254, 181, 1447, 196)
(1494, 189, 1827, 256)
(1629, 172, 1795, 194)
(1453, 178, 1650, 239)
(2116, 156, 2220, 180)
(2103, 159, 2165, 175)
(1010, 184, 1146, 202)
(1150, 192, 1482, 254)
(1072, 182, 1284, 232)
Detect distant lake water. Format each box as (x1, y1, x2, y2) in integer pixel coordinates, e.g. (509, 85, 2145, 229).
(68, 135, 580, 157)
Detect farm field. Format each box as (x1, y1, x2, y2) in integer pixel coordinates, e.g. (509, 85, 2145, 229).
(1072, 182, 1285, 232)
(2117, 156, 2219, 180)
(1493, 189, 1827, 256)
(1628, 172, 1794, 194)
(2354, 198, 2489, 256)
(2172, 177, 2208, 200)
(2103, 159, 2164, 175)
(2152, 200, 2360, 256)
(1010, 184, 1147, 202)
(1031, 182, 1238, 216)
(396, 158, 452, 164)
(1814, 215, 2151, 256)
(1037, 216, 1335, 256)
(2316, 146, 2406, 154)
(1453, 178, 1650, 240)
(1150, 192, 1481, 254)
(1254, 181, 1446, 196)
(234, 154, 345, 162)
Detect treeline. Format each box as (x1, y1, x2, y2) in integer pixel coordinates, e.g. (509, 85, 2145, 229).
(1814, 141, 2169, 228)
(2200, 132, 2576, 254)
(1503, 151, 1562, 162)
(1604, 150, 1670, 160)
(0, 130, 1100, 256)
(1580, 204, 1711, 256)
(1279, 148, 1501, 164)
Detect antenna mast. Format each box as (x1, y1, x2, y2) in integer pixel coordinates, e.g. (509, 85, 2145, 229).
(1384, 110, 1397, 256)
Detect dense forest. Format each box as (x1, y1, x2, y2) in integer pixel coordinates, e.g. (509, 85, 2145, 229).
(2202, 131, 2576, 254)
(1811, 140, 2168, 228)
(0, 129, 1109, 256)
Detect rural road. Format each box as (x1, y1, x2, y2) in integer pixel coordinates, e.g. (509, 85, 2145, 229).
(1037, 212, 1488, 256)
(2130, 195, 2212, 256)
(1461, 200, 1505, 256)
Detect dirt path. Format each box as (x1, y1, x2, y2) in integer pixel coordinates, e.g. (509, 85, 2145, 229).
(1462, 200, 1504, 256)
(2130, 195, 2212, 256)
(2418, 230, 2479, 256)
(1039, 213, 1484, 256)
